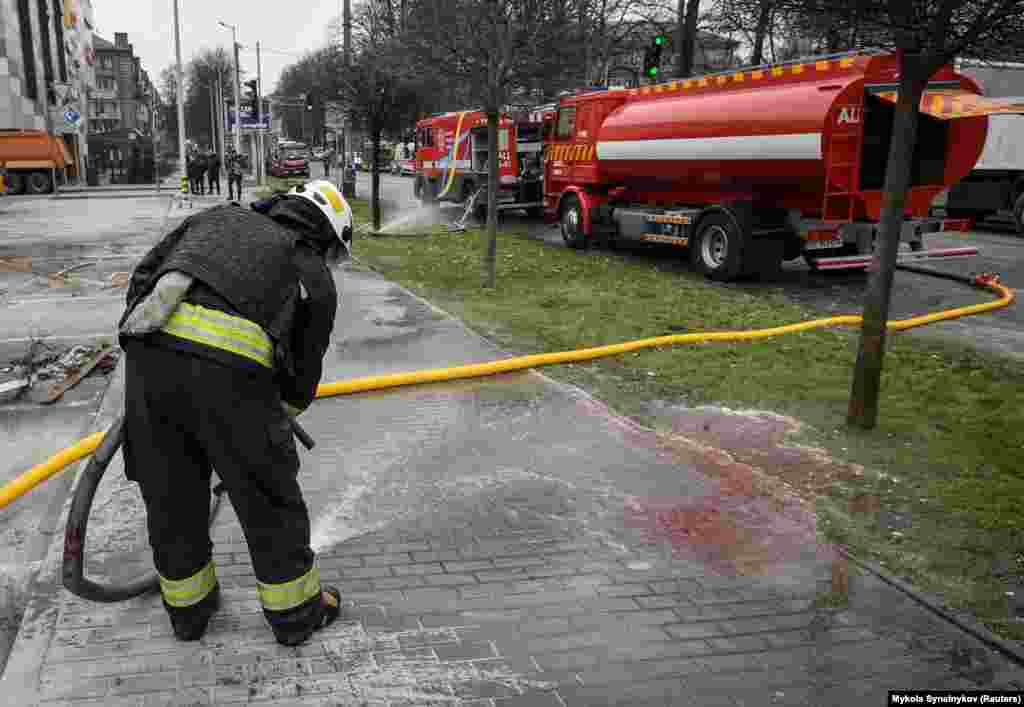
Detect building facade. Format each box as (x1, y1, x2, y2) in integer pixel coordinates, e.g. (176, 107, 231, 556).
(87, 32, 157, 184)
(89, 33, 154, 135)
(0, 0, 96, 180)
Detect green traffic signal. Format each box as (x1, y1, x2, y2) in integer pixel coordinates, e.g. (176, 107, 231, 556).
(648, 67, 658, 77)
(655, 36, 664, 45)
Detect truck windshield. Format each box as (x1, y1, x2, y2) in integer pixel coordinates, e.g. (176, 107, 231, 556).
(283, 150, 307, 160)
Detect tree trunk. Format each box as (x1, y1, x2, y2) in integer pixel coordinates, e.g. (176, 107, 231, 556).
(372, 127, 382, 232)
(679, 0, 700, 78)
(484, 109, 499, 289)
(751, 2, 772, 65)
(847, 63, 927, 429)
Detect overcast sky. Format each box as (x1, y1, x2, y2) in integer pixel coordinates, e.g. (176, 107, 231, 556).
(91, 0, 342, 94)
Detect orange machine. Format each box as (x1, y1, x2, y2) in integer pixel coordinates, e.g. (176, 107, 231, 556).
(0, 130, 70, 194)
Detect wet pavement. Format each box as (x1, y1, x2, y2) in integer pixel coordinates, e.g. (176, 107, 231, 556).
(0, 190, 245, 677)
(2, 257, 1023, 706)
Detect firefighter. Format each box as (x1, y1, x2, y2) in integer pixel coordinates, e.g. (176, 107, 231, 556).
(117, 179, 353, 646)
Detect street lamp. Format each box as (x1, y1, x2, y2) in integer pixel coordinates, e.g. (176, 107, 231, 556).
(218, 20, 242, 154)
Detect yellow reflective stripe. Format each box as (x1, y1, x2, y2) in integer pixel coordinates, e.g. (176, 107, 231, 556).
(257, 566, 321, 612)
(162, 303, 273, 368)
(159, 560, 217, 608)
(166, 304, 272, 363)
(319, 184, 345, 213)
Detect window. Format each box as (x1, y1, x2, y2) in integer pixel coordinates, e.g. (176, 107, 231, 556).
(37, 0, 55, 104)
(556, 107, 576, 139)
(16, 0, 37, 100)
(498, 128, 509, 151)
(53, 0, 67, 83)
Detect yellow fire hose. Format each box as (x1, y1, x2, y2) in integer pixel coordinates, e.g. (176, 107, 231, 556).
(435, 111, 468, 200)
(0, 274, 1014, 512)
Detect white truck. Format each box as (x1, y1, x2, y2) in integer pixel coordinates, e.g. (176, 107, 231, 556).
(943, 114, 1024, 233)
(941, 62, 1024, 234)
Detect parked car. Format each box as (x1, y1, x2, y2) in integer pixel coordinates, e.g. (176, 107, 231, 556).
(391, 158, 415, 176)
(269, 146, 310, 178)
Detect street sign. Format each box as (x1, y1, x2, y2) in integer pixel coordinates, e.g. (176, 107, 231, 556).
(63, 109, 81, 129)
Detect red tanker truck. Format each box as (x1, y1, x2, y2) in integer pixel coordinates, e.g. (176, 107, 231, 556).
(414, 108, 549, 217)
(543, 50, 1024, 280)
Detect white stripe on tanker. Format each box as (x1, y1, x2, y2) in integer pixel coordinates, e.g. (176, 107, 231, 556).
(596, 133, 822, 161)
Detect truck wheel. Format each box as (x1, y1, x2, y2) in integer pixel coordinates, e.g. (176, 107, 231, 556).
(26, 171, 52, 195)
(5, 172, 25, 195)
(1014, 193, 1024, 236)
(691, 213, 746, 281)
(560, 195, 586, 249)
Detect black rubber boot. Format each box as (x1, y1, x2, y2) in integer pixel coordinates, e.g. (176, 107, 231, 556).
(165, 583, 220, 641)
(269, 586, 341, 647)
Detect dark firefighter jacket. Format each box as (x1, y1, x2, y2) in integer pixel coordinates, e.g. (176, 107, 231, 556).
(117, 200, 338, 411)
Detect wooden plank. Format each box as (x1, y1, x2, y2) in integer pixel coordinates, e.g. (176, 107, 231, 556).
(40, 346, 116, 405)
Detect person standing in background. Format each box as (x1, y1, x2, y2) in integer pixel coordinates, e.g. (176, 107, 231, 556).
(207, 150, 222, 196)
(226, 149, 244, 202)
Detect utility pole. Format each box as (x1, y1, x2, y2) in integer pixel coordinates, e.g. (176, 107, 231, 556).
(173, 0, 187, 186)
(217, 74, 226, 163)
(152, 91, 159, 189)
(38, 0, 59, 193)
(220, 22, 242, 154)
(232, 37, 242, 153)
(209, 81, 217, 152)
(343, 0, 351, 177)
(256, 41, 263, 185)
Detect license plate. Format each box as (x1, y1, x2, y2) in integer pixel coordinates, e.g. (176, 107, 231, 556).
(805, 237, 843, 250)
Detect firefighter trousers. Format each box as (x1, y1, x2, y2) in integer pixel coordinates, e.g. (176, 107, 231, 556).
(123, 338, 324, 636)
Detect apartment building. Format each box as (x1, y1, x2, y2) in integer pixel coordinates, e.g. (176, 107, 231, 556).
(0, 0, 96, 180)
(89, 33, 154, 135)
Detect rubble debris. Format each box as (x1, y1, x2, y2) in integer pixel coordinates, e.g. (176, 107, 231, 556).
(0, 257, 33, 273)
(108, 272, 131, 288)
(1, 341, 120, 405)
(51, 262, 93, 279)
(42, 346, 118, 404)
(0, 366, 30, 404)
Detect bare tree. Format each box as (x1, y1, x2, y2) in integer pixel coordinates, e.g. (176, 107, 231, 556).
(184, 49, 234, 149)
(707, 0, 782, 64)
(788, 0, 1024, 429)
(404, 0, 579, 288)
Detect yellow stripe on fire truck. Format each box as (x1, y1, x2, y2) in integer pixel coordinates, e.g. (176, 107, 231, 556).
(546, 144, 596, 162)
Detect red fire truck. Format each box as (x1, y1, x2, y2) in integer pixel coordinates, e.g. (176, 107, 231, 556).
(543, 50, 1024, 280)
(413, 107, 552, 217)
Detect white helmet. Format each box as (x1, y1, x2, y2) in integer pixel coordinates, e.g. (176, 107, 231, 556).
(287, 179, 353, 254)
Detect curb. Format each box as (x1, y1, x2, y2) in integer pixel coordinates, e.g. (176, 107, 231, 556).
(52, 193, 176, 201)
(838, 546, 1024, 669)
(0, 355, 125, 702)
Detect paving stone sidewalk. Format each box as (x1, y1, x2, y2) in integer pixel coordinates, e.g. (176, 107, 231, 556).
(3, 261, 1024, 707)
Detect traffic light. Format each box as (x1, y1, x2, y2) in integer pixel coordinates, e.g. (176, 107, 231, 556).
(305, 94, 313, 111)
(644, 34, 666, 79)
(244, 79, 258, 110)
